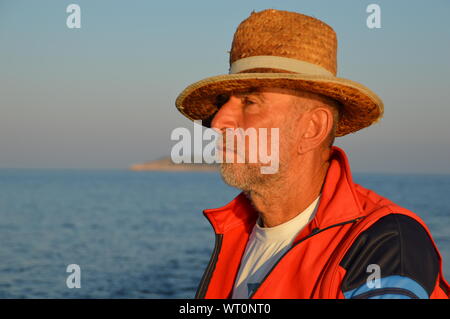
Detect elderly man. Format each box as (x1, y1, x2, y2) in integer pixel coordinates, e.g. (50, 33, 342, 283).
(175, 9, 449, 299)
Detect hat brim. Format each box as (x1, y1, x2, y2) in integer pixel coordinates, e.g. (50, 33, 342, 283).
(175, 73, 383, 136)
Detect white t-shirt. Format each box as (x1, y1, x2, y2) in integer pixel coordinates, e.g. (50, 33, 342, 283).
(231, 196, 321, 299)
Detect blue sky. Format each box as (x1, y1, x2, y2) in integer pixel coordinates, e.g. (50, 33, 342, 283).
(1, 0, 449, 173)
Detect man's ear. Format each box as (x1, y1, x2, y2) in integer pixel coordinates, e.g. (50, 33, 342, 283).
(297, 107, 333, 154)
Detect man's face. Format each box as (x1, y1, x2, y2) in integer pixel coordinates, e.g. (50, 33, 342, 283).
(211, 87, 306, 191)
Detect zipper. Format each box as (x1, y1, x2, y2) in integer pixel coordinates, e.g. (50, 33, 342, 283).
(248, 216, 365, 299)
(195, 233, 223, 298)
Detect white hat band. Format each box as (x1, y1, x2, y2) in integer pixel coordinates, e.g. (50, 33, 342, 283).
(229, 55, 333, 77)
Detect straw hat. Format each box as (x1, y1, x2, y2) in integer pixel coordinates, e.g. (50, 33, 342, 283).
(175, 9, 383, 136)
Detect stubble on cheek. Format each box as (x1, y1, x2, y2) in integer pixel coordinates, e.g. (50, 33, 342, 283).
(218, 131, 293, 191)
(217, 130, 266, 190)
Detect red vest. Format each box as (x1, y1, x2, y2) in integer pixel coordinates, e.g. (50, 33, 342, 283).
(197, 146, 449, 299)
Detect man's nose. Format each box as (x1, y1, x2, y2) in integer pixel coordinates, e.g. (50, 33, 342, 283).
(210, 96, 241, 132)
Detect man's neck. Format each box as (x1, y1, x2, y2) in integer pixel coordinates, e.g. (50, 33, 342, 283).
(246, 151, 330, 228)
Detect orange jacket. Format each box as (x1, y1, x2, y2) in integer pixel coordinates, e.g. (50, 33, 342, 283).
(196, 146, 449, 299)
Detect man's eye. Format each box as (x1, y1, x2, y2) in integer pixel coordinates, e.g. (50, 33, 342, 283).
(242, 97, 255, 105)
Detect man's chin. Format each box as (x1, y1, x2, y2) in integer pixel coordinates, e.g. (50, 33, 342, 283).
(219, 162, 263, 191)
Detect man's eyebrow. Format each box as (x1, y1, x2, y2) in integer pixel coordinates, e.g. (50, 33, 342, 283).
(234, 89, 266, 101)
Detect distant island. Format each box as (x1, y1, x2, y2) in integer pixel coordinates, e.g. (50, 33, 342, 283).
(129, 156, 219, 172)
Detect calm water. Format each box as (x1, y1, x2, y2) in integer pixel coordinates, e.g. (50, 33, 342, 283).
(0, 169, 448, 298)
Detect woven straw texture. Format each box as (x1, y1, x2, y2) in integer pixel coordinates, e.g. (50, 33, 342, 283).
(175, 9, 384, 136)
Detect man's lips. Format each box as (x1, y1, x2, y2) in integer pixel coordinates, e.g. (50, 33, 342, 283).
(216, 143, 246, 160)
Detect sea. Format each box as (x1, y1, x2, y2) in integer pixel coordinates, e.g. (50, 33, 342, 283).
(0, 169, 448, 298)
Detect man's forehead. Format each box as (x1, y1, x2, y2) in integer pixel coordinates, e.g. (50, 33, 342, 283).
(213, 87, 323, 110)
